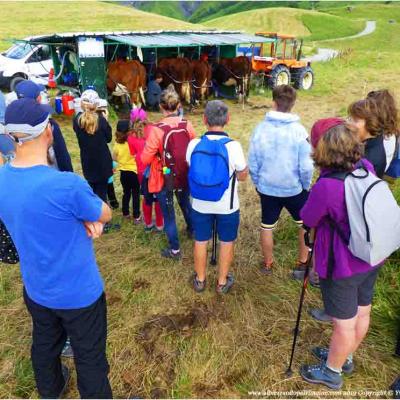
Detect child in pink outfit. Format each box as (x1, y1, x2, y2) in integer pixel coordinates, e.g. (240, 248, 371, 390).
(127, 108, 164, 231)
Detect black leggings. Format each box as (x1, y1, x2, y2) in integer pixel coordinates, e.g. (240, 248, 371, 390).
(120, 170, 140, 218)
(89, 181, 108, 203)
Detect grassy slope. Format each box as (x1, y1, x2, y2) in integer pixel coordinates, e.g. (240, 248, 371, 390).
(1, 2, 400, 399)
(203, 7, 364, 39)
(132, 1, 186, 21)
(189, 1, 372, 23)
(0, 1, 197, 51)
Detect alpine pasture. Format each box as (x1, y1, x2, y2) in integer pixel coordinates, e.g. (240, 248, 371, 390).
(0, 2, 400, 398)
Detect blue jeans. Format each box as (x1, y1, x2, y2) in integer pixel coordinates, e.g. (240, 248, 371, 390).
(156, 188, 192, 251)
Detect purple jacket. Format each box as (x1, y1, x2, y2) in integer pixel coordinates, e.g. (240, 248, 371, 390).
(300, 159, 380, 280)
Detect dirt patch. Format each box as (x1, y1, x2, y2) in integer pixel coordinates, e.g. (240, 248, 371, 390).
(106, 292, 122, 305)
(137, 302, 211, 345)
(131, 279, 151, 292)
(132, 300, 231, 397)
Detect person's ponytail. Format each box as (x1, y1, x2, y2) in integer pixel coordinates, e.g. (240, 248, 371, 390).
(79, 101, 99, 135)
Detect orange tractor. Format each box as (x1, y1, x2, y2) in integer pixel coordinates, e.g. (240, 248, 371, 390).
(251, 32, 314, 90)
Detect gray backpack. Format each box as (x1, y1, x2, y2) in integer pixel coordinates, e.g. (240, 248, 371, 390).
(329, 164, 400, 266)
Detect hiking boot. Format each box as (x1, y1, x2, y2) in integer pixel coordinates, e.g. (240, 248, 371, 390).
(216, 272, 234, 294)
(390, 376, 400, 399)
(309, 308, 333, 323)
(161, 248, 181, 260)
(311, 347, 354, 374)
(61, 338, 74, 358)
(58, 364, 70, 399)
(144, 224, 154, 232)
(300, 362, 343, 390)
(154, 226, 164, 234)
(260, 263, 273, 275)
(292, 261, 307, 280)
(292, 269, 305, 280)
(104, 222, 121, 233)
(133, 216, 142, 225)
(193, 274, 206, 293)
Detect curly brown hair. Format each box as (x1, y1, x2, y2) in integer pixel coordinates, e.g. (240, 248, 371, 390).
(367, 89, 399, 136)
(130, 120, 147, 139)
(348, 99, 381, 138)
(313, 124, 364, 171)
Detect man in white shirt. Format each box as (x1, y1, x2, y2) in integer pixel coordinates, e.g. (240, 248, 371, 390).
(186, 100, 248, 294)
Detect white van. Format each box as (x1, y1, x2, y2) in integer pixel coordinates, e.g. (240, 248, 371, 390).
(0, 42, 54, 90)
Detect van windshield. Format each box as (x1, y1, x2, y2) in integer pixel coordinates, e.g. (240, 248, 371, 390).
(2, 43, 33, 60)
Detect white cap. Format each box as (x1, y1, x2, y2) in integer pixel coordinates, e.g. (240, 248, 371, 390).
(81, 89, 99, 106)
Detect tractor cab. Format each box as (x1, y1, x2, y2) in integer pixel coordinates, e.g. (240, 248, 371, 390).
(252, 32, 314, 90)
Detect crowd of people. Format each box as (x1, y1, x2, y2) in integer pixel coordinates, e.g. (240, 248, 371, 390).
(0, 79, 399, 397)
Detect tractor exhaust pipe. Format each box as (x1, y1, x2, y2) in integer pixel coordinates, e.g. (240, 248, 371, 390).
(297, 39, 304, 61)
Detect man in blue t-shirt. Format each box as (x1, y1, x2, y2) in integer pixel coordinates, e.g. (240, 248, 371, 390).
(0, 98, 113, 398)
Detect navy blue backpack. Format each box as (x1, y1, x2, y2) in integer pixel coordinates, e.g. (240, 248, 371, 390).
(386, 138, 400, 178)
(189, 135, 234, 203)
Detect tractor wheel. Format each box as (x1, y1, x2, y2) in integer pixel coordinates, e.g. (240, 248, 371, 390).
(293, 66, 314, 90)
(268, 65, 291, 89)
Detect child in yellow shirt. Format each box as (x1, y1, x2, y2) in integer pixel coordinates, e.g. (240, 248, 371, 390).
(113, 120, 141, 223)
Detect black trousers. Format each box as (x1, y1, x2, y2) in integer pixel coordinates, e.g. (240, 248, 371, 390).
(120, 170, 140, 218)
(89, 181, 108, 203)
(24, 290, 112, 399)
(107, 182, 119, 208)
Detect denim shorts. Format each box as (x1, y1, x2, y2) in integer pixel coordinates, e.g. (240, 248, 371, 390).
(191, 209, 240, 242)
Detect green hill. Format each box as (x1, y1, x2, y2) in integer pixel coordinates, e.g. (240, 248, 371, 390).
(0, 1, 198, 51)
(131, 1, 187, 21)
(203, 7, 365, 40)
(130, 1, 374, 24)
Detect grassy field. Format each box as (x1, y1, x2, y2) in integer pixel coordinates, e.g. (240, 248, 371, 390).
(203, 7, 365, 39)
(1, 2, 400, 399)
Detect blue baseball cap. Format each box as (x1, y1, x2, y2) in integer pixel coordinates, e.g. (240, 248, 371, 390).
(5, 98, 53, 143)
(15, 80, 45, 100)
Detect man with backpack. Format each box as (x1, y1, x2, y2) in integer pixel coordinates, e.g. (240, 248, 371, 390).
(142, 86, 195, 259)
(186, 100, 248, 294)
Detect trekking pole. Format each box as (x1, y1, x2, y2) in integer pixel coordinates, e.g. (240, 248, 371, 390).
(285, 229, 314, 377)
(210, 220, 217, 266)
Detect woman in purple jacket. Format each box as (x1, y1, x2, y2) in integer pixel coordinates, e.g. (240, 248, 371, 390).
(299, 119, 382, 390)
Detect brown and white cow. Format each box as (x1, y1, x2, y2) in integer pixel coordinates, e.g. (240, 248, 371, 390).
(107, 60, 146, 107)
(191, 59, 212, 103)
(157, 57, 193, 104)
(212, 56, 252, 100)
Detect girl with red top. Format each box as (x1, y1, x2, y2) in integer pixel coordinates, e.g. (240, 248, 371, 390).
(127, 108, 164, 232)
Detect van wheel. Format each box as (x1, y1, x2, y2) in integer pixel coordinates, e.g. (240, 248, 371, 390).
(293, 67, 314, 90)
(10, 76, 26, 91)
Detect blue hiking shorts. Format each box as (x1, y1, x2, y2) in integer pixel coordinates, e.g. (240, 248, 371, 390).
(191, 209, 240, 242)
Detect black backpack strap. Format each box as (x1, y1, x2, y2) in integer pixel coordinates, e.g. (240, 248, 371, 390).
(230, 171, 236, 210)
